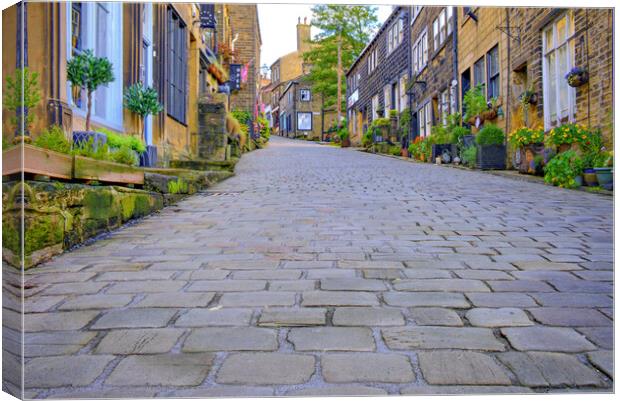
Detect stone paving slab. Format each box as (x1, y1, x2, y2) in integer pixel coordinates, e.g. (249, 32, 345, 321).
(216, 353, 315, 385)
(13, 137, 613, 396)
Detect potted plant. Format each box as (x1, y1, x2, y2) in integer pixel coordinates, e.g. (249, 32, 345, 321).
(3, 67, 41, 140)
(67, 49, 114, 144)
(475, 123, 506, 170)
(508, 126, 545, 174)
(461, 145, 477, 168)
(545, 123, 590, 153)
(544, 150, 585, 188)
(463, 85, 487, 125)
(565, 67, 589, 88)
(339, 126, 351, 148)
(124, 82, 163, 142)
(593, 151, 613, 188)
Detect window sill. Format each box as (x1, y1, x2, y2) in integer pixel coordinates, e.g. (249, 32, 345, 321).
(167, 112, 188, 127)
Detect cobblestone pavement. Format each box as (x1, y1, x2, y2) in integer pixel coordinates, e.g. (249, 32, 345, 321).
(4, 136, 613, 397)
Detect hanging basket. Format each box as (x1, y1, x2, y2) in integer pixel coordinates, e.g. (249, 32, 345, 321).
(566, 70, 589, 87)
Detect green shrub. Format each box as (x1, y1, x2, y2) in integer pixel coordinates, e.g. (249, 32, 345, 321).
(463, 84, 487, 122)
(429, 125, 452, 144)
(476, 124, 505, 146)
(370, 117, 391, 128)
(544, 150, 584, 188)
(71, 137, 111, 161)
(389, 145, 402, 156)
(3, 67, 42, 133)
(389, 109, 398, 118)
(2, 135, 14, 150)
(97, 127, 146, 153)
(110, 144, 138, 166)
(462, 145, 477, 166)
(362, 129, 374, 148)
(338, 126, 349, 141)
(168, 178, 188, 194)
(33, 125, 71, 154)
(451, 126, 470, 146)
(399, 108, 411, 138)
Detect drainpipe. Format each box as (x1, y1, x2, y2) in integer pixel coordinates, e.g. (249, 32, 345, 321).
(407, 8, 414, 142)
(452, 6, 459, 122)
(504, 8, 510, 144)
(15, 1, 29, 141)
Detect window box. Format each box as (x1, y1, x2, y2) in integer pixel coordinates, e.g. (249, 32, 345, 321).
(476, 144, 506, 170)
(2, 143, 73, 180)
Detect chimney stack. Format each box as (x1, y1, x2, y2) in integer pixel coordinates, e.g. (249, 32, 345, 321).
(296, 16, 311, 53)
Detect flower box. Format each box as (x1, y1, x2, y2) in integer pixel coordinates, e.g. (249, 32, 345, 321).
(476, 144, 506, 170)
(73, 155, 144, 185)
(2, 143, 73, 179)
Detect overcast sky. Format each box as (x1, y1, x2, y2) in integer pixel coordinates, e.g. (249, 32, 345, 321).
(258, 3, 393, 72)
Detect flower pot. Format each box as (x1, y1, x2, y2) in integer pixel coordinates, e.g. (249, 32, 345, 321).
(518, 143, 545, 174)
(583, 169, 598, 187)
(574, 175, 583, 187)
(594, 167, 613, 186)
(341, 137, 351, 148)
(401, 148, 408, 157)
(476, 144, 506, 170)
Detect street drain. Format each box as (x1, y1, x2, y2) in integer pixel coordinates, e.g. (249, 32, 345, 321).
(202, 191, 244, 197)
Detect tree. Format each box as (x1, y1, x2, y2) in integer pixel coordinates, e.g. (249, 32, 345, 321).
(303, 5, 379, 128)
(124, 82, 163, 141)
(67, 49, 114, 131)
(3, 67, 41, 137)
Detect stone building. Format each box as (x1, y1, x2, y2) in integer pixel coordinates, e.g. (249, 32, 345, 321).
(226, 4, 262, 120)
(2, 2, 229, 163)
(269, 18, 312, 135)
(346, 6, 410, 146)
(409, 6, 458, 139)
(456, 7, 509, 135)
(278, 75, 324, 140)
(503, 8, 613, 143)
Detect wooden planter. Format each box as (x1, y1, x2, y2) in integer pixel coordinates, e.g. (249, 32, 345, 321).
(73, 156, 144, 185)
(2, 143, 73, 179)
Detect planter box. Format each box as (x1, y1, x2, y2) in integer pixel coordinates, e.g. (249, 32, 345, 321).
(2, 143, 73, 179)
(73, 155, 144, 185)
(476, 144, 506, 170)
(432, 144, 456, 163)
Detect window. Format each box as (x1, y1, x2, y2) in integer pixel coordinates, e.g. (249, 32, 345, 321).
(411, 5, 422, 24)
(383, 85, 391, 117)
(399, 74, 408, 112)
(67, 2, 123, 128)
(473, 57, 485, 87)
(450, 84, 458, 117)
(371, 95, 379, 120)
(433, 8, 452, 51)
(297, 112, 312, 131)
(486, 45, 500, 99)
(412, 29, 428, 74)
(440, 89, 450, 125)
(543, 12, 575, 129)
(167, 7, 187, 124)
(300, 89, 311, 101)
(418, 102, 432, 137)
(386, 18, 403, 53)
(367, 48, 378, 74)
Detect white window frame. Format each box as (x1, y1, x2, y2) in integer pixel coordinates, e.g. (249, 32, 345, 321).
(66, 1, 123, 131)
(297, 112, 312, 131)
(411, 5, 422, 24)
(542, 12, 576, 130)
(383, 85, 391, 117)
(412, 29, 428, 75)
(371, 95, 379, 120)
(300, 89, 311, 102)
(447, 7, 453, 36)
(440, 88, 450, 125)
(399, 73, 408, 112)
(418, 101, 432, 138)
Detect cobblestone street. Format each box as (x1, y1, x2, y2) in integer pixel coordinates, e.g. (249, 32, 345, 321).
(5, 136, 613, 397)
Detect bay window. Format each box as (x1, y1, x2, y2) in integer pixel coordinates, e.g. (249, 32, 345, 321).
(542, 12, 575, 129)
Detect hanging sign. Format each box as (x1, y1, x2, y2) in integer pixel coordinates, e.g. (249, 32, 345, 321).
(229, 64, 242, 91)
(200, 4, 216, 29)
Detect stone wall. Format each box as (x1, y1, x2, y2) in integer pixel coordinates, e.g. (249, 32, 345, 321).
(197, 100, 228, 161)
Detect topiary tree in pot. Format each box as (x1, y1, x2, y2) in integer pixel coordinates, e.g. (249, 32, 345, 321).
(124, 82, 163, 142)
(67, 49, 114, 131)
